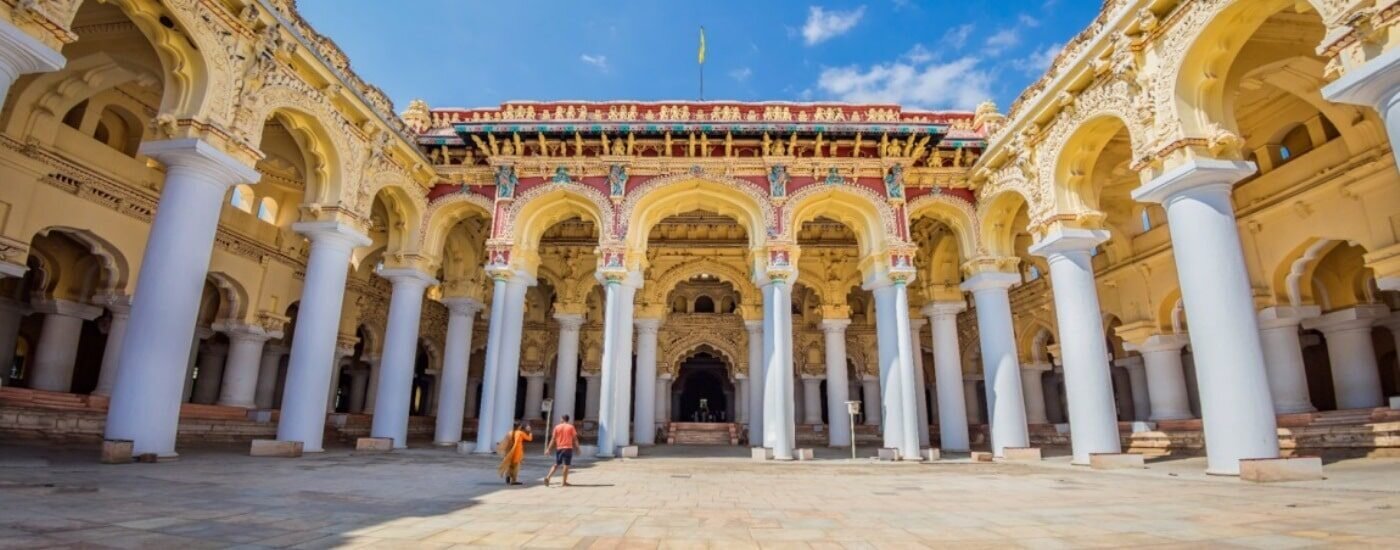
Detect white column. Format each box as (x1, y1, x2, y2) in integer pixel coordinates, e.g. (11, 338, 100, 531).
(745, 320, 764, 444)
(960, 272, 1030, 457)
(369, 268, 436, 449)
(91, 296, 131, 395)
(104, 139, 259, 457)
(608, 281, 638, 449)
(215, 325, 271, 408)
(472, 274, 510, 454)
(1322, 47, 1400, 184)
(923, 302, 970, 452)
(27, 299, 101, 392)
(1133, 158, 1279, 474)
(761, 279, 795, 459)
(492, 277, 532, 444)
(1125, 335, 1193, 421)
(522, 374, 545, 423)
(908, 318, 930, 448)
(871, 285, 911, 455)
(734, 374, 748, 424)
(0, 20, 65, 104)
(1304, 305, 1389, 410)
(1019, 363, 1050, 425)
(362, 355, 382, 413)
(1029, 228, 1122, 463)
(634, 318, 661, 445)
(551, 313, 584, 424)
(434, 297, 481, 445)
(1257, 306, 1320, 414)
(272, 222, 371, 453)
(190, 342, 228, 405)
(801, 376, 823, 425)
(348, 369, 368, 413)
(464, 377, 480, 419)
(596, 276, 627, 457)
(583, 372, 601, 421)
(963, 377, 982, 423)
(0, 298, 27, 386)
(861, 375, 881, 426)
(657, 373, 674, 423)
(820, 319, 852, 447)
(1117, 357, 1151, 421)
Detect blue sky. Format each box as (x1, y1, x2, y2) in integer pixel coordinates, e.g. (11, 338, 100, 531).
(297, 1, 1099, 113)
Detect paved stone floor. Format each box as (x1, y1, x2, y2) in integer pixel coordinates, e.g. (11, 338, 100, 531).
(3, 440, 1400, 549)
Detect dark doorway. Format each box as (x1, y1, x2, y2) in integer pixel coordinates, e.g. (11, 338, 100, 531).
(674, 351, 732, 422)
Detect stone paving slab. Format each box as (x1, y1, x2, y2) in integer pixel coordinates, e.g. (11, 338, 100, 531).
(2, 441, 1400, 548)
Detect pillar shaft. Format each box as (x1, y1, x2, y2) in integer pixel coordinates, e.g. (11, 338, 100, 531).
(862, 377, 881, 426)
(1258, 307, 1320, 414)
(473, 277, 510, 453)
(961, 272, 1030, 456)
(963, 379, 982, 424)
(761, 280, 795, 459)
(909, 318, 930, 448)
(191, 343, 228, 405)
(801, 377, 823, 425)
(633, 318, 661, 444)
(28, 300, 100, 392)
(924, 302, 970, 451)
(373, 268, 438, 447)
(1019, 364, 1050, 425)
(745, 320, 764, 444)
(490, 278, 530, 447)
(583, 374, 601, 421)
(434, 298, 481, 445)
(1133, 159, 1280, 474)
(216, 327, 270, 408)
(821, 319, 851, 447)
(92, 299, 131, 395)
(1127, 335, 1193, 421)
(522, 375, 545, 422)
(273, 223, 370, 453)
(551, 313, 584, 424)
(1305, 306, 1388, 409)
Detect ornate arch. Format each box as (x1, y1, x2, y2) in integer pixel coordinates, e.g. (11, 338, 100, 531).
(663, 336, 746, 378)
(420, 191, 494, 259)
(3, 52, 161, 140)
(367, 172, 427, 257)
(906, 192, 983, 257)
(205, 271, 250, 322)
(501, 184, 615, 275)
(644, 257, 760, 307)
(976, 189, 1033, 258)
(621, 173, 774, 250)
(242, 84, 363, 208)
(1041, 87, 1151, 217)
(33, 226, 132, 296)
(781, 183, 897, 258)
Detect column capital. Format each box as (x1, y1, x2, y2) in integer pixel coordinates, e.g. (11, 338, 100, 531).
(908, 316, 927, 331)
(801, 374, 825, 381)
(861, 374, 880, 382)
(634, 317, 663, 333)
(0, 260, 26, 279)
(1131, 157, 1255, 205)
(212, 321, 274, 342)
(1111, 356, 1144, 370)
(138, 139, 260, 188)
(921, 300, 966, 318)
(441, 296, 484, 317)
(959, 271, 1019, 293)
(744, 319, 763, 332)
(553, 312, 586, 330)
(334, 332, 359, 358)
(1301, 304, 1390, 334)
(29, 298, 102, 320)
(0, 21, 65, 76)
(92, 292, 133, 315)
(1028, 226, 1109, 257)
(1322, 44, 1400, 111)
(731, 373, 746, 381)
(293, 221, 372, 249)
(819, 318, 851, 332)
(1122, 333, 1189, 354)
(1257, 305, 1322, 329)
(377, 267, 438, 289)
(1020, 362, 1052, 373)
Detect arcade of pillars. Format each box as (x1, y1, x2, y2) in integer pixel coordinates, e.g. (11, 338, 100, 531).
(0, 0, 1398, 476)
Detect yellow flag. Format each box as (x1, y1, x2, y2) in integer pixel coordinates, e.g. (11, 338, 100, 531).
(698, 27, 706, 64)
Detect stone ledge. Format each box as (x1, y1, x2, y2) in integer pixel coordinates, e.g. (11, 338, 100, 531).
(877, 448, 899, 461)
(1090, 453, 1145, 470)
(1002, 447, 1042, 461)
(921, 448, 941, 461)
(455, 442, 474, 454)
(795, 448, 815, 460)
(619, 445, 639, 458)
(971, 451, 994, 462)
(751, 447, 773, 461)
(577, 445, 598, 459)
(1240, 457, 1323, 483)
(100, 439, 132, 464)
(249, 439, 303, 458)
(356, 437, 393, 452)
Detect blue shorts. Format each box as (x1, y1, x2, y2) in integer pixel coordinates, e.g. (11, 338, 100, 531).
(554, 448, 573, 466)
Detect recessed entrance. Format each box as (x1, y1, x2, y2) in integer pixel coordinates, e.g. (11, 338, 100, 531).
(672, 351, 733, 423)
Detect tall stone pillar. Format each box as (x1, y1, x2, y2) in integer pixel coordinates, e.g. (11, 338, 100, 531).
(551, 313, 584, 424)
(1133, 158, 1279, 474)
(1029, 228, 1122, 463)
(871, 282, 919, 458)
(465, 377, 480, 420)
(216, 324, 273, 408)
(909, 318, 930, 448)
(489, 277, 531, 448)
(0, 20, 65, 107)
(745, 320, 764, 444)
(596, 272, 638, 457)
(190, 342, 228, 405)
(370, 268, 436, 449)
(820, 319, 852, 447)
(1019, 363, 1050, 425)
(434, 297, 482, 446)
(801, 376, 823, 425)
(658, 373, 674, 423)
(960, 270, 1030, 457)
(583, 372, 601, 421)
(91, 295, 132, 395)
(522, 374, 546, 423)
(362, 355, 382, 414)
(923, 302, 969, 452)
(272, 222, 371, 453)
(761, 279, 795, 459)
(1125, 335, 1193, 421)
(473, 274, 510, 454)
(27, 299, 102, 392)
(633, 318, 662, 445)
(963, 376, 982, 424)
(861, 375, 881, 426)
(733, 374, 747, 424)
(104, 139, 259, 458)
(1304, 305, 1390, 409)
(1257, 306, 1320, 414)
(1115, 357, 1151, 422)
(348, 369, 368, 413)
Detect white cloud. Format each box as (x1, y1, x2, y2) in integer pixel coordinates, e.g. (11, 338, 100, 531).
(730, 67, 753, 82)
(817, 56, 991, 110)
(802, 6, 866, 46)
(1013, 42, 1063, 74)
(1018, 14, 1041, 28)
(985, 28, 1020, 53)
(941, 24, 975, 51)
(580, 54, 609, 72)
(903, 44, 933, 64)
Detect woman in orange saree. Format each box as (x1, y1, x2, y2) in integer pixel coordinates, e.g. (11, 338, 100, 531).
(496, 422, 532, 485)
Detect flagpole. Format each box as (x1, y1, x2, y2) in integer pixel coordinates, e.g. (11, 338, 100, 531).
(699, 26, 705, 101)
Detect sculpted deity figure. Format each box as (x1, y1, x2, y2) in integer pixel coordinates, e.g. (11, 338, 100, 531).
(495, 166, 518, 199)
(607, 164, 628, 198)
(768, 165, 790, 198)
(552, 166, 570, 184)
(883, 164, 904, 200)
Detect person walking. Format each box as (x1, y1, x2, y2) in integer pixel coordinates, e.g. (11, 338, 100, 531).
(544, 414, 578, 487)
(496, 422, 532, 485)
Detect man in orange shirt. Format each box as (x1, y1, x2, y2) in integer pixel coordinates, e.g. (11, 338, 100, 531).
(544, 415, 578, 487)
